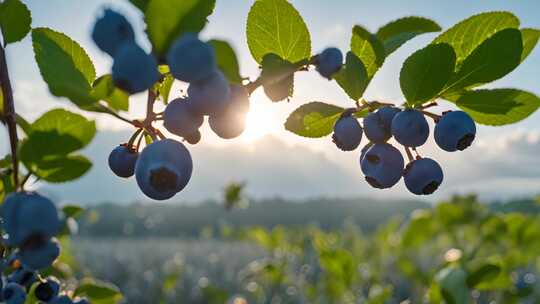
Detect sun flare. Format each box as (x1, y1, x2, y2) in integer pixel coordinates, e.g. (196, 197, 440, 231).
(241, 102, 276, 141)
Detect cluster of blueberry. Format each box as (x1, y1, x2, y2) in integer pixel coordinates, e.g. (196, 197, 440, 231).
(0, 193, 88, 304)
(93, 9, 250, 200)
(317, 48, 476, 195)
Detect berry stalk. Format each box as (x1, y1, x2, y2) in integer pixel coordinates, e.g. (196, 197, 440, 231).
(0, 43, 20, 191)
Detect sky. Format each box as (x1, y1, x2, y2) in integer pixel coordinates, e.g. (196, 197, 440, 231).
(1, 0, 540, 204)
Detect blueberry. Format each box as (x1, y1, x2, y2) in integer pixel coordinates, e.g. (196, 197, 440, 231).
(112, 43, 159, 94)
(434, 111, 476, 152)
(391, 109, 429, 147)
(403, 158, 443, 195)
(360, 143, 404, 189)
(135, 139, 193, 200)
(167, 33, 216, 83)
(108, 145, 138, 178)
(92, 9, 135, 56)
(209, 86, 250, 139)
(163, 98, 204, 137)
(48, 295, 74, 304)
(1, 192, 60, 246)
(316, 47, 343, 79)
(186, 70, 231, 115)
(35, 277, 61, 302)
(2, 282, 26, 304)
(19, 238, 60, 270)
(332, 115, 363, 151)
(364, 106, 401, 143)
(184, 130, 201, 145)
(7, 268, 36, 288)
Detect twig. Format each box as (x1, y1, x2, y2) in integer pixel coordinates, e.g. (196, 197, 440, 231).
(404, 146, 414, 163)
(98, 104, 138, 127)
(0, 43, 19, 190)
(420, 110, 441, 122)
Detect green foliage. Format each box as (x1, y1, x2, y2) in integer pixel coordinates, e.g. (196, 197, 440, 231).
(443, 28, 523, 94)
(19, 109, 96, 182)
(335, 51, 369, 100)
(74, 278, 123, 304)
(63, 204, 85, 218)
(128, 0, 149, 12)
(145, 0, 216, 57)
(350, 25, 386, 80)
(208, 39, 243, 84)
(433, 12, 519, 65)
(260, 53, 298, 101)
(376, 16, 441, 56)
(521, 28, 540, 62)
(284, 102, 344, 138)
(451, 89, 540, 126)
(0, 0, 31, 44)
(400, 43, 456, 106)
(246, 0, 311, 64)
(32, 27, 97, 107)
(92, 75, 129, 112)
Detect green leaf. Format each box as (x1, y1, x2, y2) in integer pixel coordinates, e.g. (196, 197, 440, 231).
(284, 102, 344, 138)
(0, 155, 11, 168)
(520, 28, 540, 62)
(260, 54, 298, 101)
(466, 264, 501, 288)
(433, 11, 520, 65)
(400, 43, 456, 106)
(128, 0, 149, 12)
(15, 113, 32, 135)
(145, 0, 216, 57)
(350, 25, 385, 80)
(436, 267, 471, 304)
(376, 16, 441, 56)
(335, 52, 369, 101)
(75, 279, 123, 303)
(209, 39, 243, 84)
(29, 155, 92, 183)
(92, 75, 129, 112)
(32, 28, 97, 107)
(246, 0, 311, 64)
(0, 0, 31, 44)
(443, 28, 523, 94)
(450, 89, 540, 126)
(20, 109, 96, 181)
(62, 205, 85, 218)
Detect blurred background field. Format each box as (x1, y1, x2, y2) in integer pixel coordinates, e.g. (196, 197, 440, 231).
(67, 195, 540, 303)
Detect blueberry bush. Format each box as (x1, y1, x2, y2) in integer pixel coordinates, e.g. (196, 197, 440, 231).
(0, 0, 539, 303)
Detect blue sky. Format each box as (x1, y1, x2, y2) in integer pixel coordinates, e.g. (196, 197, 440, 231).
(2, 0, 540, 204)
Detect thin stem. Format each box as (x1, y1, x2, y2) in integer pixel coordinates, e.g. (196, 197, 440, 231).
(98, 104, 138, 127)
(0, 43, 19, 191)
(421, 110, 441, 122)
(404, 146, 414, 163)
(20, 172, 32, 190)
(419, 101, 438, 110)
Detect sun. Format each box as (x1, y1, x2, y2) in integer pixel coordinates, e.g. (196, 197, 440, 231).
(241, 101, 276, 141)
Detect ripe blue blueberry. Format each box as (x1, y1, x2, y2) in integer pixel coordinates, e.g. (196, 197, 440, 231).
(108, 145, 138, 178)
(135, 139, 193, 200)
(332, 115, 363, 151)
(316, 47, 343, 79)
(19, 238, 60, 270)
(8, 268, 36, 288)
(49, 295, 74, 304)
(403, 158, 444, 195)
(35, 277, 61, 302)
(391, 109, 429, 147)
(112, 43, 159, 94)
(1, 192, 60, 247)
(163, 98, 204, 137)
(364, 106, 401, 143)
(92, 9, 135, 56)
(2, 282, 26, 304)
(360, 143, 404, 189)
(209, 86, 250, 139)
(167, 33, 216, 83)
(187, 70, 231, 115)
(434, 111, 476, 152)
